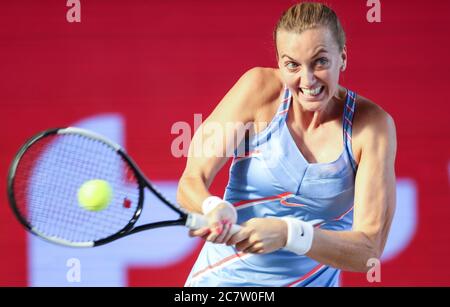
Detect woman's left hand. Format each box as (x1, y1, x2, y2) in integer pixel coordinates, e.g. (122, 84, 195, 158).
(226, 218, 288, 254)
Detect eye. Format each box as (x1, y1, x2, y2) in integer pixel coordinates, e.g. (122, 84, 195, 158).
(315, 57, 329, 66)
(285, 62, 299, 70)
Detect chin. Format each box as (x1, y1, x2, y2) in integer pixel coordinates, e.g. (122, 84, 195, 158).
(298, 100, 325, 112)
(295, 92, 329, 112)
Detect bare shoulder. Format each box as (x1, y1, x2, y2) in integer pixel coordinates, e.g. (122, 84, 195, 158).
(241, 67, 285, 122)
(352, 94, 397, 163)
(354, 95, 395, 130)
(239, 67, 284, 106)
(206, 67, 283, 128)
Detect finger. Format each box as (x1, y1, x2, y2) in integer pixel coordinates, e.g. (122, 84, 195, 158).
(205, 231, 218, 242)
(215, 220, 231, 244)
(189, 227, 211, 237)
(222, 222, 235, 244)
(243, 242, 264, 254)
(200, 234, 210, 241)
(236, 239, 252, 252)
(226, 232, 244, 246)
(226, 228, 249, 246)
(206, 222, 223, 243)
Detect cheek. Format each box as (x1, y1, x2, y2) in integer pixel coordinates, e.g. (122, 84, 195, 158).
(280, 72, 298, 88)
(318, 69, 340, 89)
(317, 70, 333, 81)
(328, 70, 341, 91)
(328, 64, 342, 80)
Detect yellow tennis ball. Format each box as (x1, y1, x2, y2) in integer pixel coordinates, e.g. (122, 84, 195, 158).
(77, 179, 112, 211)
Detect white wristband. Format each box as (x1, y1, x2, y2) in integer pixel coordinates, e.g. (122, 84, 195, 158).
(281, 217, 314, 255)
(202, 196, 237, 219)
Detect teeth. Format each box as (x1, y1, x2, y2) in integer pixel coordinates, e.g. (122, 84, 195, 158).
(301, 86, 323, 96)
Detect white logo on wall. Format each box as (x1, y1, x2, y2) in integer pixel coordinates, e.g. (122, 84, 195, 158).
(367, 0, 381, 23)
(66, 0, 81, 23)
(366, 258, 381, 283)
(381, 179, 417, 262)
(447, 160, 450, 185)
(66, 258, 81, 283)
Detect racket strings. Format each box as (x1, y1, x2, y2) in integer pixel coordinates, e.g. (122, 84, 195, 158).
(18, 136, 134, 240)
(12, 134, 141, 243)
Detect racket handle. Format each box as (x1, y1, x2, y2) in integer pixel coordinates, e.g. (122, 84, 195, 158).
(186, 213, 241, 235)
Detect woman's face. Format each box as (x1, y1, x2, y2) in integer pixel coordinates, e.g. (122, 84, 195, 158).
(276, 27, 346, 112)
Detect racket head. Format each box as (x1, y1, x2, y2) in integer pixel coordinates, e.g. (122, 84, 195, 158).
(7, 127, 145, 247)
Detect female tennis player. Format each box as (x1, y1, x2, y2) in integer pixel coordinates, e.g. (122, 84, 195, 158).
(177, 2, 397, 287)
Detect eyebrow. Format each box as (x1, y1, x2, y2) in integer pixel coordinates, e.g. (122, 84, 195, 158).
(281, 48, 328, 61)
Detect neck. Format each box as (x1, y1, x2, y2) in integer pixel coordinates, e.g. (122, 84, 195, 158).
(289, 85, 346, 132)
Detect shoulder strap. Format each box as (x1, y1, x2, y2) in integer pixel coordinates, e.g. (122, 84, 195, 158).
(343, 90, 358, 172)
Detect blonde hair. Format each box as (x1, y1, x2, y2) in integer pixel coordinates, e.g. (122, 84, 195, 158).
(274, 2, 346, 53)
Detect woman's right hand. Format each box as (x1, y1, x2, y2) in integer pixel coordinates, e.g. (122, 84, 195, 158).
(189, 202, 237, 244)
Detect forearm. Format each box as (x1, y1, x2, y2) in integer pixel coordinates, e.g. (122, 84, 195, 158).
(176, 175, 211, 213)
(306, 229, 380, 272)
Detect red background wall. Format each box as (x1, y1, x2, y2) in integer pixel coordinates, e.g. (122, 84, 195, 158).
(1, 0, 449, 286)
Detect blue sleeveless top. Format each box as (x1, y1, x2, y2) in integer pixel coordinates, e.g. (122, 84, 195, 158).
(185, 85, 358, 287)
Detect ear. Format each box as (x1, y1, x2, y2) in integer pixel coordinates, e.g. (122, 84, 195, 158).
(340, 46, 348, 71)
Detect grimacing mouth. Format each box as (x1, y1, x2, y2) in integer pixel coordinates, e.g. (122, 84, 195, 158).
(299, 86, 325, 96)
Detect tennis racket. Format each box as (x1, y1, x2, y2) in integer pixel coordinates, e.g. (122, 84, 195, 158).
(7, 127, 240, 247)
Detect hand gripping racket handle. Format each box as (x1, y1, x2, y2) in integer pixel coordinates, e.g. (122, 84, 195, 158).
(186, 213, 242, 235)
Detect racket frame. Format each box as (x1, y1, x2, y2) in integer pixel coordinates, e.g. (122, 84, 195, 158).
(7, 127, 194, 247)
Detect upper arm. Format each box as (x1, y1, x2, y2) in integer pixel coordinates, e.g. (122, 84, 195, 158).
(352, 104, 397, 257)
(181, 67, 274, 186)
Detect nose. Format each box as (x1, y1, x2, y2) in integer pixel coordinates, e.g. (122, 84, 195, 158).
(299, 68, 316, 88)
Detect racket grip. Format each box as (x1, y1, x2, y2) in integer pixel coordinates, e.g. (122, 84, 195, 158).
(186, 213, 241, 235)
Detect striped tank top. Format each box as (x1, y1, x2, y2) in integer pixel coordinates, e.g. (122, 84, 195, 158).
(186, 85, 358, 287)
